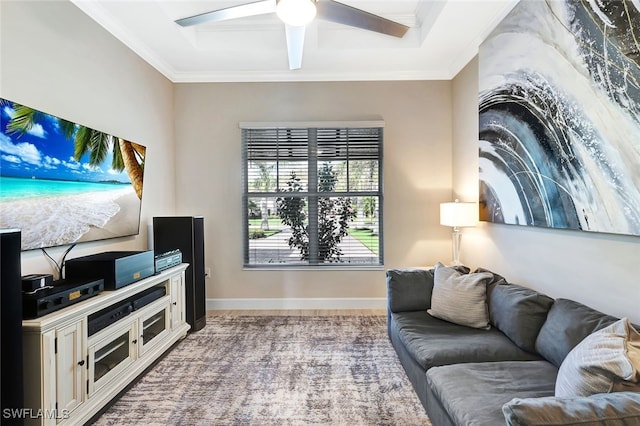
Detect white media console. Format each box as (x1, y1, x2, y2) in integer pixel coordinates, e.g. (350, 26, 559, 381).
(21, 264, 190, 425)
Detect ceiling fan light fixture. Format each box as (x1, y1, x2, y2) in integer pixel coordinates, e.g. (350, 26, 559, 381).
(276, 0, 317, 27)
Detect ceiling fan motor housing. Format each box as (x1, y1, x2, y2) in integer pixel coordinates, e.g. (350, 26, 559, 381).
(276, 0, 318, 27)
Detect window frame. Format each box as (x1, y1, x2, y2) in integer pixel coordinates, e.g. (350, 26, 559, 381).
(241, 121, 384, 269)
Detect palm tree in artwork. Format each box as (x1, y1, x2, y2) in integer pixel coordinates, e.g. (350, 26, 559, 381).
(1, 101, 145, 199)
(69, 124, 145, 200)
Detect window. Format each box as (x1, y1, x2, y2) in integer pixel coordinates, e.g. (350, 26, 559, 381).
(242, 122, 383, 267)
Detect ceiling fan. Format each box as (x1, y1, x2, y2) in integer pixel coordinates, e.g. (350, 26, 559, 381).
(175, 0, 410, 70)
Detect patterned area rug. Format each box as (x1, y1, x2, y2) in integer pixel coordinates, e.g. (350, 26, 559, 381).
(94, 314, 431, 425)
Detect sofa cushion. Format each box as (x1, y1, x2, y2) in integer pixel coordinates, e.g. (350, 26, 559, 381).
(473, 266, 508, 287)
(535, 298, 619, 368)
(556, 318, 640, 397)
(392, 311, 540, 370)
(502, 392, 640, 426)
(427, 263, 493, 329)
(489, 283, 554, 354)
(426, 360, 557, 426)
(386, 269, 434, 313)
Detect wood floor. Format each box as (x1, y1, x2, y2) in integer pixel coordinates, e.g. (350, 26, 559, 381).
(208, 309, 386, 316)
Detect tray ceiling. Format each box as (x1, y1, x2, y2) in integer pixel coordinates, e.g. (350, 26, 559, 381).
(71, 0, 519, 82)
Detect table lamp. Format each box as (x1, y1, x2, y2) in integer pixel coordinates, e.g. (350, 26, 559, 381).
(440, 199, 477, 265)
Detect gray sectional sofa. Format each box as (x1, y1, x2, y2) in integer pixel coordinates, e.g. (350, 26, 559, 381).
(387, 266, 640, 425)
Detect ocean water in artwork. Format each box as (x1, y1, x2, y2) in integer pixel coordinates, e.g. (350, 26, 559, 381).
(0, 176, 126, 200)
(0, 176, 136, 249)
(479, 0, 640, 236)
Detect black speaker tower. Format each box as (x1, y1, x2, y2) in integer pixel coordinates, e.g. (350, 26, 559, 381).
(1, 229, 24, 425)
(153, 217, 206, 331)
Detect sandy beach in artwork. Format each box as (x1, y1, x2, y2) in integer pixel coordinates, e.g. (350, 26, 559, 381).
(78, 190, 141, 242)
(0, 187, 141, 250)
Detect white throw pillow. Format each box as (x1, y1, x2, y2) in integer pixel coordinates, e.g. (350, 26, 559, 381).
(427, 262, 493, 329)
(555, 318, 640, 397)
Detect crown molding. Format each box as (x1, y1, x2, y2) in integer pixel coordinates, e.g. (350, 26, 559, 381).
(71, 0, 177, 82)
(446, 0, 519, 79)
(170, 68, 453, 83)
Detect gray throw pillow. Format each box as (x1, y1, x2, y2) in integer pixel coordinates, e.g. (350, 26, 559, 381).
(427, 262, 493, 329)
(488, 283, 554, 354)
(555, 318, 640, 397)
(473, 266, 507, 286)
(535, 299, 619, 368)
(502, 392, 640, 426)
(386, 269, 434, 313)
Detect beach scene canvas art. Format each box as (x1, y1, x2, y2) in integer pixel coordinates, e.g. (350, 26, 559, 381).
(0, 99, 145, 250)
(478, 0, 640, 236)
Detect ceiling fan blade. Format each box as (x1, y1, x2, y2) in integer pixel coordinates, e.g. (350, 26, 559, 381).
(316, 0, 409, 38)
(285, 25, 306, 70)
(175, 0, 277, 27)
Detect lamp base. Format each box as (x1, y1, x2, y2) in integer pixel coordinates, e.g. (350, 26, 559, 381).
(452, 228, 462, 266)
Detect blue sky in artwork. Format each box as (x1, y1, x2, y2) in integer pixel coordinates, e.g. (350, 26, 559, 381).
(0, 100, 130, 183)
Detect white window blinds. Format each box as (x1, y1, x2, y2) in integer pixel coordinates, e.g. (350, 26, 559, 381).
(242, 125, 383, 267)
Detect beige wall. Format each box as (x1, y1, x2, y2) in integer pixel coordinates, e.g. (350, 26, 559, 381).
(1, 1, 175, 274)
(452, 57, 640, 323)
(174, 81, 454, 304)
(3, 1, 455, 307)
(11, 1, 633, 317)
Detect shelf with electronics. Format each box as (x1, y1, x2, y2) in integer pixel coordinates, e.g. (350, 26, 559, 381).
(21, 264, 190, 426)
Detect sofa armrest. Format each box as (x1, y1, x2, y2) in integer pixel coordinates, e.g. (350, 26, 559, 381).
(502, 392, 640, 426)
(386, 269, 434, 313)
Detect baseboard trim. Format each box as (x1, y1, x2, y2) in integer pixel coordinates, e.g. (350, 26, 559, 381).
(206, 297, 387, 311)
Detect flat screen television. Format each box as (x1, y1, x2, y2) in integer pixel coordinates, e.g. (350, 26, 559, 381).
(0, 98, 146, 251)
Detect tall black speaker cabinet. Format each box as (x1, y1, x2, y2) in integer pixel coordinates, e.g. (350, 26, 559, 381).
(1, 229, 23, 425)
(153, 216, 206, 331)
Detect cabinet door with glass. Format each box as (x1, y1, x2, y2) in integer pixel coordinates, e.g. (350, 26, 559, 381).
(87, 320, 137, 397)
(138, 302, 170, 357)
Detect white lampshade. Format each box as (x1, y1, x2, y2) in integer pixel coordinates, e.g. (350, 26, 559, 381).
(440, 200, 478, 228)
(276, 0, 317, 26)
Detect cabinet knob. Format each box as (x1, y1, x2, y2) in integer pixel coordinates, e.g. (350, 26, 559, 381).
(173, 302, 177, 306)
(132, 339, 138, 344)
(78, 360, 85, 367)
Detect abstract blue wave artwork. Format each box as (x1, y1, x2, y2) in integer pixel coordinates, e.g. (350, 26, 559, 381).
(478, 0, 640, 236)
